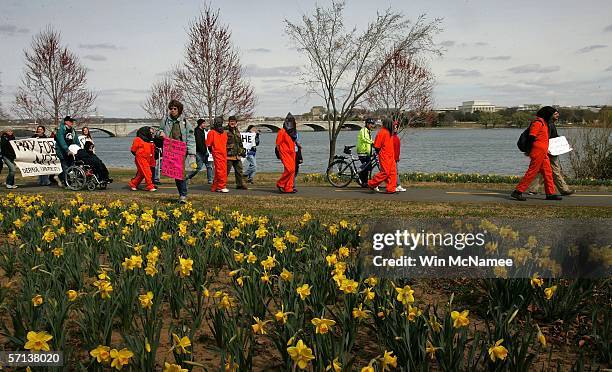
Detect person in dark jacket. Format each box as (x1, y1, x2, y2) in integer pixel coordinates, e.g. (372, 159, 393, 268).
(511, 106, 561, 201)
(55, 116, 79, 187)
(1, 128, 17, 188)
(76, 141, 111, 182)
(243, 125, 259, 184)
(187, 119, 214, 184)
(226, 116, 247, 189)
(33, 125, 51, 186)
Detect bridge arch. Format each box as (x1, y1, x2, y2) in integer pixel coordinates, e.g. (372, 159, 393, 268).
(341, 123, 362, 131)
(88, 127, 117, 137)
(302, 123, 327, 132)
(253, 124, 280, 133)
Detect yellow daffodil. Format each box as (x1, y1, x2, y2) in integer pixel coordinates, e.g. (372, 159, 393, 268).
(488, 339, 508, 362)
(311, 317, 336, 334)
(364, 276, 378, 287)
(176, 257, 194, 277)
(537, 325, 547, 347)
(361, 365, 375, 372)
(285, 231, 299, 243)
(274, 305, 293, 323)
(164, 362, 188, 372)
(110, 348, 133, 370)
(229, 227, 241, 239)
(234, 252, 245, 263)
(426, 341, 439, 360)
(530, 273, 544, 288)
(172, 334, 191, 355)
(395, 285, 415, 305)
(544, 285, 557, 300)
(363, 288, 376, 301)
(381, 350, 397, 370)
(90, 345, 111, 363)
(261, 255, 276, 270)
(280, 268, 293, 282)
(246, 251, 257, 264)
(32, 294, 43, 307)
(42, 229, 56, 243)
(326, 254, 337, 266)
(451, 310, 470, 328)
(352, 303, 370, 321)
(287, 340, 315, 370)
(24, 331, 53, 351)
(296, 284, 311, 300)
(338, 246, 350, 258)
(139, 291, 154, 309)
(326, 358, 342, 372)
(339, 278, 359, 294)
(67, 290, 78, 301)
(251, 317, 272, 335)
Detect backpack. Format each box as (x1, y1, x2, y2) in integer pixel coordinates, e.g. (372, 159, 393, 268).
(517, 123, 533, 153)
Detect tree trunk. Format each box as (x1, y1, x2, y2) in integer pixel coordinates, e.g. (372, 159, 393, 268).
(328, 134, 338, 167)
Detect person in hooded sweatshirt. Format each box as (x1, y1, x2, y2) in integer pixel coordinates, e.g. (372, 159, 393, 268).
(276, 113, 298, 193)
(367, 118, 397, 194)
(511, 106, 562, 201)
(76, 141, 112, 183)
(128, 126, 157, 192)
(206, 116, 229, 193)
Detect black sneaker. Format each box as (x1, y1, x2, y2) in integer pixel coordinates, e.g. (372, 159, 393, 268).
(545, 194, 562, 200)
(510, 190, 526, 201)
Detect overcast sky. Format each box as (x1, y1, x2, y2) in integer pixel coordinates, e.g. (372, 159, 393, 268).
(1, 0, 611, 118)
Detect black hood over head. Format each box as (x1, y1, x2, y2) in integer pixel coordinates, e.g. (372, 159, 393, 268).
(136, 126, 152, 142)
(283, 112, 297, 140)
(213, 116, 224, 133)
(536, 106, 558, 124)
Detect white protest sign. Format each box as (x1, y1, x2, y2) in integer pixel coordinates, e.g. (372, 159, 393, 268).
(10, 138, 62, 176)
(241, 132, 256, 151)
(548, 136, 572, 156)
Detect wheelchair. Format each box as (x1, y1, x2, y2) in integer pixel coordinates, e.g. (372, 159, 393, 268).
(64, 161, 109, 191)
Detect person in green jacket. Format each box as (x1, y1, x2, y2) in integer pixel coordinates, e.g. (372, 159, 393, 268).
(356, 118, 376, 187)
(55, 116, 79, 187)
(226, 116, 248, 189)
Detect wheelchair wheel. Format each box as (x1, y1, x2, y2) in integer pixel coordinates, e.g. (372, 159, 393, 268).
(65, 166, 87, 191)
(326, 159, 354, 188)
(86, 179, 97, 191)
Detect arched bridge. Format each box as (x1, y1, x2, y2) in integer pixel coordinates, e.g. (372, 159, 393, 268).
(8, 121, 364, 137)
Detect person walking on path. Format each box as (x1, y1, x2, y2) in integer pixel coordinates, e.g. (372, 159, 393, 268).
(226, 116, 248, 190)
(526, 109, 574, 196)
(276, 113, 298, 193)
(206, 116, 229, 193)
(128, 126, 157, 192)
(1, 128, 18, 189)
(511, 106, 562, 201)
(357, 118, 376, 187)
(55, 116, 79, 187)
(243, 125, 259, 184)
(33, 125, 51, 186)
(393, 121, 406, 192)
(158, 100, 196, 203)
(367, 118, 397, 194)
(187, 119, 214, 184)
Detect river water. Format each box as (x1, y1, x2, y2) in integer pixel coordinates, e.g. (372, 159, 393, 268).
(90, 128, 581, 176)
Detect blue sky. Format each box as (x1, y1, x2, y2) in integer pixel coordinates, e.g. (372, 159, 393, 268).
(1, 0, 611, 118)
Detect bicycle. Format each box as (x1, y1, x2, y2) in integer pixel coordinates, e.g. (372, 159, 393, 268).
(326, 145, 379, 188)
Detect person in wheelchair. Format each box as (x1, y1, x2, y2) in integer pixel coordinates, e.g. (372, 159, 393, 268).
(75, 142, 112, 183)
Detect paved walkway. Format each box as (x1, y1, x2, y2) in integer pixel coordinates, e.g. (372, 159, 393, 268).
(7, 182, 612, 207)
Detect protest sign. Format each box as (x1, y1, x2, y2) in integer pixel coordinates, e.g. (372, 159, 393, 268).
(241, 132, 257, 151)
(161, 137, 187, 180)
(548, 136, 572, 156)
(10, 138, 62, 176)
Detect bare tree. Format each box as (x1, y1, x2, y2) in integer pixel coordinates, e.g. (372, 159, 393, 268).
(285, 1, 441, 164)
(142, 75, 183, 119)
(365, 52, 435, 127)
(174, 4, 256, 121)
(13, 26, 96, 126)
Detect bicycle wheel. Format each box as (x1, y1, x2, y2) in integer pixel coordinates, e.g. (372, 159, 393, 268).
(326, 159, 354, 188)
(65, 166, 87, 191)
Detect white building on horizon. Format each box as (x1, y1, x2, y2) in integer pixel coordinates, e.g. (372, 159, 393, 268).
(459, 100, 496, 113)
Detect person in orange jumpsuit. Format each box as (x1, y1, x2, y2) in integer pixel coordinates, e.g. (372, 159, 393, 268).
(512, 106, 561, 201)
(276, 113, 297, 193)
(206, 116, 229, 193)
(367, 118, 397, 194)
(128, 126, 157, 191)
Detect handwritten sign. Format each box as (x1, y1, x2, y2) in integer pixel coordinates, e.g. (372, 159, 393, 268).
(10, 138, 62, 176)
(241, 132, 257, 151)
(548, 136, 572, 156)
(161, 137, 187, 180)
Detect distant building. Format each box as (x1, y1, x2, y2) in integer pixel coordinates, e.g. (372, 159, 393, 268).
(459, 100, 496, 113)
(516, 104, 542, 111)
(434, 107, 458, 114)
(310, 106, 327, 117)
